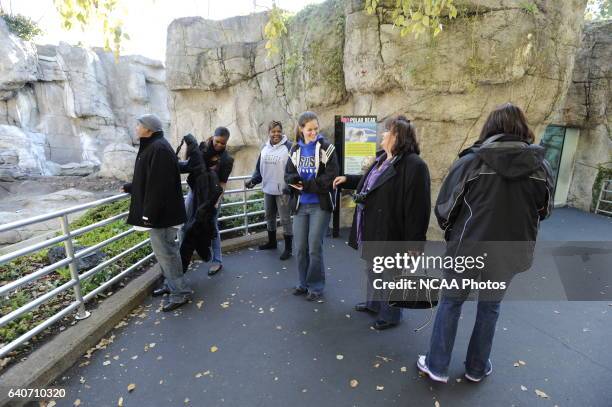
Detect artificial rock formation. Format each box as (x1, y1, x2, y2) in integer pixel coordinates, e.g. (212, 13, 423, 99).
(166, 0, 590, 185)
(0, 19, 169, 182)
(558, 21, 612, 211)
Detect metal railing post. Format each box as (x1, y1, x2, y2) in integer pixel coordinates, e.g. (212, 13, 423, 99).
(243, 187, 249, 236)
(60, 215, 91, 320)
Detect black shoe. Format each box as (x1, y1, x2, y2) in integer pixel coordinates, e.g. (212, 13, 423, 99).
(152, 287, 169, 297)
(258, 231, 277, 250)
(162, 299, 188, 312)
(208, 264, 223, 276)
(306, 292, 323, 302)
(279, 234, 292, 260)
(354, 302, 376, 314)
(372, 320, 398, 330)
(292, 286, 307, 296)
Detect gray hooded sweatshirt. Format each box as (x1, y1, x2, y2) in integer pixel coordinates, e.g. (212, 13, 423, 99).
(249, 135, 292, 195)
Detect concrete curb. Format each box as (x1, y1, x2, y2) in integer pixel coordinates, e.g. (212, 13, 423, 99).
(0, 231, 271, 407)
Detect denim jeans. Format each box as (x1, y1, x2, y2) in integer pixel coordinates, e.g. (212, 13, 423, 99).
(293, 203, 331, 295)
(426, 271, 505, 379)
(149, 227, 192, 303)
(211, 208, 222, 264)
(364, 263, 402, 323)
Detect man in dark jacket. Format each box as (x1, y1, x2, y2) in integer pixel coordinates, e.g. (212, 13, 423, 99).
(177, 133, 223, 271)
(122, 114, 191, 312)
(199, 127, 234, 275)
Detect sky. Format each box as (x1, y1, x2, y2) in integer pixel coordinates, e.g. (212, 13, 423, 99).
(3, 0, 325, 61)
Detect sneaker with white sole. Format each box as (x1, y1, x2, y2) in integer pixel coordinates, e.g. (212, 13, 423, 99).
(464, 360, 493, 383)
(416, 355, 449, 383)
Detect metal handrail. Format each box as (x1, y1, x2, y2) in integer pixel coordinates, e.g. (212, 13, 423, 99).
(0, 176, 267, 358)
(595, 179, 612, 216)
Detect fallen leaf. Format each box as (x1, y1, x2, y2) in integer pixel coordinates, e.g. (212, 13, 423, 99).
(74, 400, 81, 406)
(400, 366, 407, 372)
(456, 378, 462, 383)
(520, 385, 528, 391)
(518, 360, 526, 366)
(349, 379, 359, 388)
(118, 397, 124, 406)
(376, 385, 384, 391)
(535, 389, 549, 399)
(149, 343, 156, 348)
(195, 372, 202, 378)
(184, 398, 190, 404)
(210, 346, 218, 353)
(48, 402, 57, 407)
(336, 354, 344, 360)
(127, 383, 136, 392)
(103, 360, 111, 366)
(131, 355, 138, 360)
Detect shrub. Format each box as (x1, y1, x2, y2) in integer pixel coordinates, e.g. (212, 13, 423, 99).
(0, 13, 43, 41)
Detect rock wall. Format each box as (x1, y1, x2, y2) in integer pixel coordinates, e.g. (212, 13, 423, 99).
(166, 0, 587, 181)
(166, 0, 591, 229)
(557, 21, 612, 211)
(0, 19, 169, 182)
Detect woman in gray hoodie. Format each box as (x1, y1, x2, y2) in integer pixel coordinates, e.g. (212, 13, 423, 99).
(245, 121, 293, 260)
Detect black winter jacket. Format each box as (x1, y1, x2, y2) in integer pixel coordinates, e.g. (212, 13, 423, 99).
(124, 132, 187, 228)
(435, 134, 554, 275)
(284, 137, 339, 214)
(345, 151, 431, 250)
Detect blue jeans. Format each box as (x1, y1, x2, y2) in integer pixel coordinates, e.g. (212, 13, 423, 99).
(211, 208, 222, 264)
(293, 204, 330, 295)
(364, 263, 402, 323)
(149, 227, 192, 303)
(426, 272, 504, 379)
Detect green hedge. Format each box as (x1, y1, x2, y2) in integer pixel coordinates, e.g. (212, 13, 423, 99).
(219, 191, 266, 237)
(0, 198, 151, 351)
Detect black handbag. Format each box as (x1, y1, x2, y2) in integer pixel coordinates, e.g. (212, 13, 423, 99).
(387, 272, 440, 332)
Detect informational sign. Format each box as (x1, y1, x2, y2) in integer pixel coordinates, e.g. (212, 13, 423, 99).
(340, 116, 377, 175)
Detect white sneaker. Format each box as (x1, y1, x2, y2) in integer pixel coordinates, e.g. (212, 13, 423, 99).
(464, 360, 493, 383)
(416, 355, 449, 383)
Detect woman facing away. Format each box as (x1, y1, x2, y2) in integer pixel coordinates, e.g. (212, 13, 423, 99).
(417, 103, 554, 383)
(245, 121, 294, 260)
(333, 115, 431, 330)
(285, 111, 339, 302)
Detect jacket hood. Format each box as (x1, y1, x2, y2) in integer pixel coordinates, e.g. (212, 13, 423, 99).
(298, 134, 323, 148)
(472, 134, 546, 179)
(268, 134, 288, 148)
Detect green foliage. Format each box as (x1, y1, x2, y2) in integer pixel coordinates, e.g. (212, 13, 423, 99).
(586, 0, 612, 20)
(0, 197, 151, 348)
(366, 0, 458, 39)
(281, 0, 346, 100)
(592, 164, 612, 214)
(219, 191, 266, 237)
(520, 2, 538, 15)
(264, 4, 290, 56)
(0, 12, 43, 41)
(53, 0, 129, 58)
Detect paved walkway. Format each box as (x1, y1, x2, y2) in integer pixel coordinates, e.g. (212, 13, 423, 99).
(52, 208, 612, 407)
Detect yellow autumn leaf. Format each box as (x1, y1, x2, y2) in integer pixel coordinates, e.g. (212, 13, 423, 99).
(127, 383, 136, 392)
(535, 389, 549, 398)
(210, 345, 218, 353)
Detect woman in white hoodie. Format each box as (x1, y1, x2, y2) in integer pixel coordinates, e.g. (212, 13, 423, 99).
(245, 121, 294, 260)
